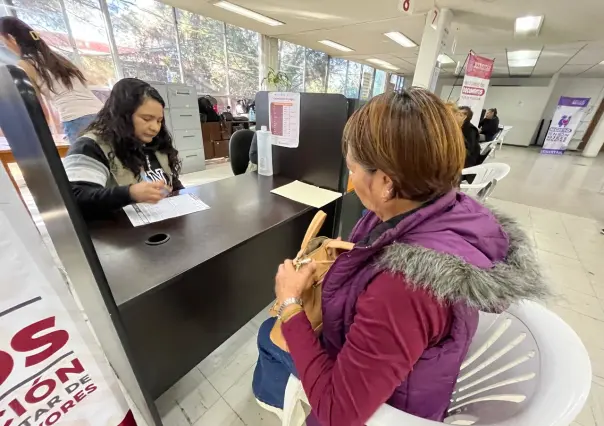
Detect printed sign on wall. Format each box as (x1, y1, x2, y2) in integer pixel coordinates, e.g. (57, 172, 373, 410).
(457, 53, 495, 127)
(541, 96, 591, 155)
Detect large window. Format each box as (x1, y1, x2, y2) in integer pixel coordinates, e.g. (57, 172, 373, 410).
(327, 58, 347, 94)
(372, 69, 387, 97)
(176, 9, 226, 95)
(64, 0, 117, 86)
(108, 0, 180, 82)
(279, 40, 304, 92)
(345, 61, 362, 99)
(359, 65, 375, 100)
(304, 48, 327, 93)
(226, 24, 259, 100)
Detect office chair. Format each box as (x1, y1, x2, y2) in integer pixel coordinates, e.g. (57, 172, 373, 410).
(229, 129, 255, 175)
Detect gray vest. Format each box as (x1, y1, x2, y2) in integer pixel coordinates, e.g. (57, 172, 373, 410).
(83, 133, 173, 187)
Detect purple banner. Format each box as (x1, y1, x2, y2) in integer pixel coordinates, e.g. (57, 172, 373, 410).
(557, 96, 591, 107)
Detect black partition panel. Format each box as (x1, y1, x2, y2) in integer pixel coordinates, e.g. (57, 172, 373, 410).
(255, 92, 348, 193)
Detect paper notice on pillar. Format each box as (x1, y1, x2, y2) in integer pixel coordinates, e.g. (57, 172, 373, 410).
(457, 53, 494, 127)
(0, 173, 134, 424)
(541, 96, 590, 155)
(268, 92, 301, 148)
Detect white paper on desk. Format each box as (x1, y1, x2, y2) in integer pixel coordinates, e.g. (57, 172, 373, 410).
(123, 193, 209, 227)
(271, 180, 342, 208)
(268, 92, 300, 148)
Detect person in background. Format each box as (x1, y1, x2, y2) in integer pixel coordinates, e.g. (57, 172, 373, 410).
(479, 108, 500, 142)
(448, 103, 480, 169)
(63, 78, 183, 220)
(0, 17, 103, 143)
(253, 89, 547, 426)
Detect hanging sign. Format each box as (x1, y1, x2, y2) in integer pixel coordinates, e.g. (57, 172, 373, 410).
(398, 0, 416, 14)
(0, 167, 135, 426)
(541, 97, 590, 155)
(457, 53, 494, 127)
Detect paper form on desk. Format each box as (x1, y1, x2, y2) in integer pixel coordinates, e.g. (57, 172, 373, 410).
(271, 180, 342, 208)
(123, 193, 209, 227)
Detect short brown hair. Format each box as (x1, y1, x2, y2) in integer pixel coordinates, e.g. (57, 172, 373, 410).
(344, 88, 465, 202)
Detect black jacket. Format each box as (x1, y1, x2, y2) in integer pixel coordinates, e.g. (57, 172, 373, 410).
(461, 122, 481, 169)
(479, 116, 500, 142)
(63, 137, 183, 219)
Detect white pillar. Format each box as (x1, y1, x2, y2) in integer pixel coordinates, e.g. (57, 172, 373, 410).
(583, 118, 604, 157)
(412, 8, 453, 90)
(259, 35, 279, 90)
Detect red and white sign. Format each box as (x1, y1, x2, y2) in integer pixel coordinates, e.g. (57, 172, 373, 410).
(458, 53, 494, 126)
(0, 167, 135, 426)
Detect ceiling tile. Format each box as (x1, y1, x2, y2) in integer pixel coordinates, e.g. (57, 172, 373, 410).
(560, 64, 594, 75)
(567, 49, 604, 65)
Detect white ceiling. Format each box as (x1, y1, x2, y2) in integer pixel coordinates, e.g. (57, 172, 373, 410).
(161, 0, 604, 78)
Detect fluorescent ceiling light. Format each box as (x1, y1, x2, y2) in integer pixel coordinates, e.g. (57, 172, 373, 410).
(384, 32, 417, 48)
(438, 54, 454, 64)
(319, 40, 354, 52)
(508, 58, 538, 67)
(507, 50, 540, 60)
(367, 58, 398, 70)
(214, 1, 284, 26)
(515, 15, 544, 35)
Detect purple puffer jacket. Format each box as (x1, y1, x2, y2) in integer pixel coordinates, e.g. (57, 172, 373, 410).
(319, 191, 546, 421)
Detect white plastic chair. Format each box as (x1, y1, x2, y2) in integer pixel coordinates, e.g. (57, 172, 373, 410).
(282, 301, 591, 426)
(461, 163, 510, 201)
(495, 126, 513, 151)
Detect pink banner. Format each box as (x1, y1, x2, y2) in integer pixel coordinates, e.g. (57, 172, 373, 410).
(458, 53, 495, 126)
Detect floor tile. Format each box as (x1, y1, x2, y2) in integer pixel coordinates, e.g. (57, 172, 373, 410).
(590, 381, 604, 425)
(530, 207, 569, 238)
(177, 378, 221, 424)
(197, 326, 255, 382)
(203, 333, 259, 394)
(192, 398, 245, 426)
(549, 288, 604, 321)
(160, 403, 190, 426)
(534, 231, 578, 259)
(245, 302, 274, 335)
(223, 364, 281, 426)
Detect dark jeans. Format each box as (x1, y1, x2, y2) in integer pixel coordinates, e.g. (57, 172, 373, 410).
(252, 317, 298, 408)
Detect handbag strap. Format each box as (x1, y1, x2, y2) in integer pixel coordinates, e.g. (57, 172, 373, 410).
(324, 240, 355, 251)
(300, 211, 327, 253)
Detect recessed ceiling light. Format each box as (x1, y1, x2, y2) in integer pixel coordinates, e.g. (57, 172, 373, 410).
(515, 15, 544, 36)
(319, 40, 354, 52)
(507, 50, 541, 60)
(438, 54, 454, 64)
(384, 32, 417, 48)
(508, 58, 538, 67)
(214, 1, 284, 26)
(367, 58, 398, 70)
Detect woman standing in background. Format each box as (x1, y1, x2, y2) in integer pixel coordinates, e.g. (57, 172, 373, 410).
(0, 16, 102, 143)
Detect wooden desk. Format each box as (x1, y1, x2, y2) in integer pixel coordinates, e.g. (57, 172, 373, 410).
(0, 137, 69, 197)
(88, 173, 335, 398)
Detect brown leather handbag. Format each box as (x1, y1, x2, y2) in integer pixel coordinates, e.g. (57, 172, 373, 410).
(269, 210, 354, 351)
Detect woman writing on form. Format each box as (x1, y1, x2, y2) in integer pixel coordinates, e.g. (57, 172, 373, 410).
(63, 78, 183, 220)
(0, 16, 103, 143)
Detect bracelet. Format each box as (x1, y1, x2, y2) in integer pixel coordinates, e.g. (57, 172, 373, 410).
(281, 305, 304, 323)
(277, 297, 303, 319)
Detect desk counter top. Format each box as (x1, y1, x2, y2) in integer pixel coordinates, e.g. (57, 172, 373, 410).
(88, 173, 311, 307)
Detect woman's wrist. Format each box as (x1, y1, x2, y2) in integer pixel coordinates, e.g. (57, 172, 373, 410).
(281, 304, 304, 323)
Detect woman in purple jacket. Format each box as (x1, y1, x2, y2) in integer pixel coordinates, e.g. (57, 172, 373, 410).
(253, 88, 548, 426)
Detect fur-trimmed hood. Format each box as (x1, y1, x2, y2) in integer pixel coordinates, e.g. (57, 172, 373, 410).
(376, 207, 549, 313)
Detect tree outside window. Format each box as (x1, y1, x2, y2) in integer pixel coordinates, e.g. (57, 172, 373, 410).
(327, 57, 347, 95)
(226, 24, 258, 101)
(107, 0, 180, 83)
(304, 48, 327, 93)
(346, 61, 362, 99)
(176, 9, 226, 95)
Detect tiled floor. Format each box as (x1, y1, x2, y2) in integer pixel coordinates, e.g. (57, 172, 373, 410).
(9, 147, 604, 425)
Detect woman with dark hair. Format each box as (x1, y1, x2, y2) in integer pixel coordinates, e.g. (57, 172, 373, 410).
(479, 108, 500, 142)
(457, 105, 481, 168)
(0, 16, 102, 142)
(252, 89, 547, 426)
(63, 78, 183, 220)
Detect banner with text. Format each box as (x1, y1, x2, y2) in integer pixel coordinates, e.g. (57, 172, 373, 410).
(0, 166, 135, 426)
(458, 53, 494, 127)
(541, 96, 590, 155)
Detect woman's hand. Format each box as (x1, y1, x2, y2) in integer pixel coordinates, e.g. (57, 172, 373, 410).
(129, 181, 169, 204)
(275, 259, 316, 304)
